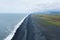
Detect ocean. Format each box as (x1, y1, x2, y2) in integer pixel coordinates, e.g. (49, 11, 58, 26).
(0, 14, 27, 40)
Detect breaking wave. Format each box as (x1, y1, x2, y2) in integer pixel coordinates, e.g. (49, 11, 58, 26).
(4, 15, 28, 40)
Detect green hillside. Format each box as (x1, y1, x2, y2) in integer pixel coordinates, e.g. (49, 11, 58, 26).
(33, 14, 60, 26)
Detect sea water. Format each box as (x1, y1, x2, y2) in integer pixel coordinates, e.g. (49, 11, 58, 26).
(0, 14, 27, 40)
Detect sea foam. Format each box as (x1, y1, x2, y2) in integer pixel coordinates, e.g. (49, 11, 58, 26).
(4, 15, 28, 40)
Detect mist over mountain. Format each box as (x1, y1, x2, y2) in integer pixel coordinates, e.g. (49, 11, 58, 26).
(32, 10, 60, 14)
(50, 11, 60, 14)
(46, 10, 60, 14)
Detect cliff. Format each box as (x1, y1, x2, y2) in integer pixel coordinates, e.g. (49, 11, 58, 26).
(11, 14, 60, 40)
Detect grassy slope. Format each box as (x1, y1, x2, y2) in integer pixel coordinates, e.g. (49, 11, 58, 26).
(32, 14, 60, 26)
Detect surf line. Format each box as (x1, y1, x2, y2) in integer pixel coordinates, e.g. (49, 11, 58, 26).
(4, 15, 29, 40)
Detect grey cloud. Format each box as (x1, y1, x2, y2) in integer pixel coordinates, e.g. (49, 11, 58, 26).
(0, 0, 60, 13)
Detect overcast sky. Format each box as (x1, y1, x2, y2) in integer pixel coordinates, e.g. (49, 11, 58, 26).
(0, 0, 60, 13)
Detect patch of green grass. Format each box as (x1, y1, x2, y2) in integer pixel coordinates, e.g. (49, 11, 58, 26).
(47, 20, 60, 26)
(34, 14, 60, 26)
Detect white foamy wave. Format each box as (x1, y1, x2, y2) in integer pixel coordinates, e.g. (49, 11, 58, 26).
(4, 15, 28, 40)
